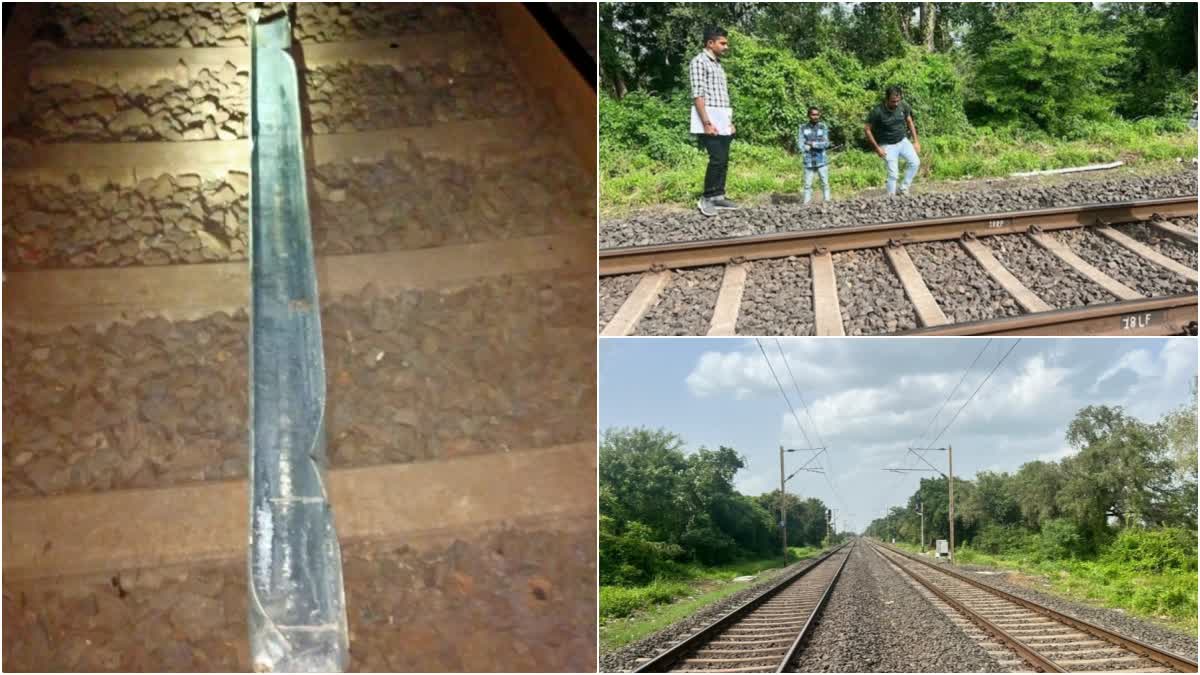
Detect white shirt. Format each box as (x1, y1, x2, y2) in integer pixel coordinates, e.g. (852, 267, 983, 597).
(689, 49, 733, 135)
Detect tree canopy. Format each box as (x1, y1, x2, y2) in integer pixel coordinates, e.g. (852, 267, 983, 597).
(601, 2, 1197, 153)
(599, 427, 832, 585)
(866, 397, 1198, 557)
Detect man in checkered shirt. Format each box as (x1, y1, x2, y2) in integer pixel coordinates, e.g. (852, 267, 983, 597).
(690, 27, 738, 217)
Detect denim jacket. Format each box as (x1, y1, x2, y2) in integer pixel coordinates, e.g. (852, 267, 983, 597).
(798, 122, 831, 169)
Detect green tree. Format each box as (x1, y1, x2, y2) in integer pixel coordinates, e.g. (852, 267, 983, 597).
(1011, 460, 1066, 528)
(1103, 2, 1198, 118)
(973, 3, 1131, 135)
(1059, 406, 1176, 533)
(959, 470, 1020, 528)
(598, 427, 689, 540)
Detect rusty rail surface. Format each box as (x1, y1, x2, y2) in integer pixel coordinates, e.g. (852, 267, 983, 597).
(635, 541, 853, 673)
(871, 540, 1198, 674)
(599, 197, 1197, 275)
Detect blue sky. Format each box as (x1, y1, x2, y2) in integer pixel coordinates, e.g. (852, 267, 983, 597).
(599, 337, 1197, 532)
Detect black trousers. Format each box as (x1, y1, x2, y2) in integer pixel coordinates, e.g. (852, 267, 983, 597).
(697, 134, 733, 198)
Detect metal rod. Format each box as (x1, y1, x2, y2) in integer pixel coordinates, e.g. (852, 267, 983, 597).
(247, 10, 349, 672)
(780, 445, 788, 566)
(948, 445, 955, 564)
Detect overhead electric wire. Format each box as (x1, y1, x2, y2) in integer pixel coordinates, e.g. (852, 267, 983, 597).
(756, 338, 816, 451)
(909, 338, 993, 452)
(923, 339, 1023, 451)
(774, 339, 828, 450)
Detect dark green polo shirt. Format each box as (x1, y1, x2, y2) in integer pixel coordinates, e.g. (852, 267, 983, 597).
(866, 102, 913, 145)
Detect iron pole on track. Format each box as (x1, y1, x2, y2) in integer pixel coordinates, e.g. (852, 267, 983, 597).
(246, 10, 349, 672)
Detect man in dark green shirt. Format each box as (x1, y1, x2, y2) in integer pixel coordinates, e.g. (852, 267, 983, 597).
(864, 85, 921, 195)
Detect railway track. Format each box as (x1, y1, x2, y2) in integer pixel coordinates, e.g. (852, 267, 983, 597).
(635, 542, 853, 673)
(869, 540, 1199, 674)
(598, 199, 1198, 337)
(2, 3, 595, 671)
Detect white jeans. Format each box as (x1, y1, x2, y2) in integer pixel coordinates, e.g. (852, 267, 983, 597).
(883, 138, 920, 194)
(804, 165, 830, 204)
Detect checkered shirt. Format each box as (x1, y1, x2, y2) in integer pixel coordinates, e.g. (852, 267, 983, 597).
(689, 50, 730, 109)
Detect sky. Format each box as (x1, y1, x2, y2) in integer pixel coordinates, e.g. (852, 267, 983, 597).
(598, 337, 1197, 533)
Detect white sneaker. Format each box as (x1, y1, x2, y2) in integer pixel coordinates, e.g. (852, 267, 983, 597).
(697, 197, 718, 217)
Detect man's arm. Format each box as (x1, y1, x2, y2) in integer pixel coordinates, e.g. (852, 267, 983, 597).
(689, 58, 718, 136)
(694, 97, 717, 135)
(906, 115, 920, 154)
(864, 124, 885, 158)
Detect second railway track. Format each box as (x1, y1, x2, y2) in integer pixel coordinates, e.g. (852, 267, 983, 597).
(598, 198, 1198, 337)
(869, 540, 1198, 674)
(635, 542, 853, 673)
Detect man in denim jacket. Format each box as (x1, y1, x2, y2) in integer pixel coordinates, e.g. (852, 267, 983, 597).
(799, 106, 831, 204)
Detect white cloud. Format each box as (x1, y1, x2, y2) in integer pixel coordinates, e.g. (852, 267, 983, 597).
(666, 338, 1195, 531)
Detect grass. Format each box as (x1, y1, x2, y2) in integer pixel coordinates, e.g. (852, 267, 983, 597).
(599, 123, 1197, 215)
(599, 545, 826, 651)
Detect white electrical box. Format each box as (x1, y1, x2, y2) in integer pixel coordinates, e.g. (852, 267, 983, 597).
(935, 539, 949, 557)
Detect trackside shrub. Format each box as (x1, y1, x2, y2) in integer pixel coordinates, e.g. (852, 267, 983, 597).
(1101, 527, 1198, 574)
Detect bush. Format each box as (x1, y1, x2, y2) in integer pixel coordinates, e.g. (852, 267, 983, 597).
(971, 524, 1036, 555)
(599, 579, 692, 619)
(680, 525, 739, 566)
(1034, 519, 1088, 561)
(1101, 527, 1198, 574)
(865, 46, 970, 139)
(722, 32, 873, 149)
(599, 520, 686, 586)
(599, 91, 695, 164)
(973, 4, 1130, 135)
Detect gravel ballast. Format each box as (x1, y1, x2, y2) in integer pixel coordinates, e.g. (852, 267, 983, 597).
(791, 543, 1001, 672)
(1055, 228, 1197, 297)
(736, 258, 814, 335)
(30, 3, 483, 48)
(833, 249, 918, 334)
(599, 171, 1198, 249)
(599, 274, 641, 331)
(1114, 220, 1199, 271)
(3, 524, 594, 672)
(3, 270, 593, 498)
(634, 267, 723, 336)
(985, 234, 1118, 309)
(907, 241, 1022, 323)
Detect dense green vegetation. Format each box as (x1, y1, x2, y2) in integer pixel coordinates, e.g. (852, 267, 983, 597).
(599, 2, 1197, 210)
(867, 397, 1199, 632)
(600, 428, 842, 625)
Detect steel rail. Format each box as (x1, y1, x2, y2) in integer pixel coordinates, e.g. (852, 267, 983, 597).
(897, 293, 1198, 336)
(247, 11, 349, 673)
(774, 541, 853, 672)
(874, 540, 1198, 673)
(598, 197, 1197, 275)
(634, 542, 851, 673)
(870, 542, 1065, 673)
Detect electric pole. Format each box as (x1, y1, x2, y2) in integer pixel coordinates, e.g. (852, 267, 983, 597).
(916, 500, 925, 552)
(948, 444, 955, 564)
(779, 445, 787, 566)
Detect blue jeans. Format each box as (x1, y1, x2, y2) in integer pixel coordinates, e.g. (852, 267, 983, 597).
(804, 164, 830, 204)
(883, 138, 920, 194)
